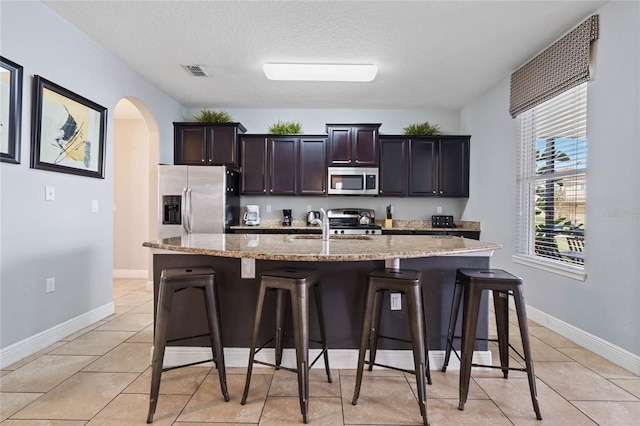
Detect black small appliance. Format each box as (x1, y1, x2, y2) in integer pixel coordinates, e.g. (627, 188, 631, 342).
(432, 215, 455, 228)
(283, 209, 292, 226)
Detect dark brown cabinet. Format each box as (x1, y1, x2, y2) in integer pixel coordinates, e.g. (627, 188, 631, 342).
(383, 229, 480, 240)
(240, 136, 268, 195)
(378, 136, 408, 196)
(298, 137, 328, 195)
(240, 135, 327, 196)
(379, 135, 470, 197)
(174, 122, 246, 166)
(326, 124, 380, 166)
(408, 139, 438, 196)
(409, 136, 469, 197)
(269, 137, 298, 195)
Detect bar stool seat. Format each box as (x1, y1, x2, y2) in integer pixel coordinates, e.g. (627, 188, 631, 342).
(352, 268, 431, 426)
(442, 268, 542, 420)
(241, 267, 331, 424)
(147, 266, 228, 424)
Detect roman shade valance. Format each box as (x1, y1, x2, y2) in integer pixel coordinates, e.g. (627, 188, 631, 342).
(509, 15, 599, 118)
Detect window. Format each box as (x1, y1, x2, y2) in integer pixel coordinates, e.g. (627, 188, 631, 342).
(514, 83, 587, 275)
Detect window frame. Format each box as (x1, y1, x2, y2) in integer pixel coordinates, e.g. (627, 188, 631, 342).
(513, 83, 587, 281)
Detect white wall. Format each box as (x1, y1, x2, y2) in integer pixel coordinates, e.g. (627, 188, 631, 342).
(113, 118, 150, 272)
(461, 1, 640, 360)
(0, 1, 184, 357)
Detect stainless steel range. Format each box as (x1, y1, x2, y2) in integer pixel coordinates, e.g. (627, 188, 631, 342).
(326, 208, 382, 235)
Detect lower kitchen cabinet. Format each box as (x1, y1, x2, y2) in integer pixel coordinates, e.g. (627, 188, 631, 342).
(383, 229, 480, 240)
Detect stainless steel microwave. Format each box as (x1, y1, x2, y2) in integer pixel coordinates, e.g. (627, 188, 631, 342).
(327, 167, 379, 195)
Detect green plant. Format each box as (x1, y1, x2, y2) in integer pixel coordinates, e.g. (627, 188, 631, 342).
(402, 121, 441, 136)
(267, 120, 303, 134)
(192, 109, 233, 123)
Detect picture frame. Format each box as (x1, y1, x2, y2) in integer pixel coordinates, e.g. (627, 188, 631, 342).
(1, 56, 23, 164)
(31, 75, 107, 178)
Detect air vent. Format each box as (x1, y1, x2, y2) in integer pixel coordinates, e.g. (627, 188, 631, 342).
(183, 64, 209, 77)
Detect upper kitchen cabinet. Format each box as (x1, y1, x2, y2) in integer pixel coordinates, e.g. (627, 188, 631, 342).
(269, 136, 298, 195)
(240, 135, 328, 196)
(174, 122, 246, 166)
(409, 136, 470, 197)
(298, 137, 328, 195)
(326, 124, 380, 166)
(378, 136, 408, 196)
(240, 135, 268, 195)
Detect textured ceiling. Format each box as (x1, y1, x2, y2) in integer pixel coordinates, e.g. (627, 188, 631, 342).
(44, 0, 606, 110)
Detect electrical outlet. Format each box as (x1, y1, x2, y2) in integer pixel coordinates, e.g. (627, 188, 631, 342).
(46, 277, 55, 293)
(436, 206, 443, 214)
(306, 205, 312, 212)
(266, 204, 272, 213)
(92, 200, 99, 212)
(390, 293, 401, 310)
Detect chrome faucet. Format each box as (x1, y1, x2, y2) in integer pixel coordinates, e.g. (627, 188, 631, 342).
(311, 208, 330, 241)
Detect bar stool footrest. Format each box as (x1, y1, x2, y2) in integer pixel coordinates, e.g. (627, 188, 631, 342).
(365, 361, 418, 376)
(161, 358, 215, 373)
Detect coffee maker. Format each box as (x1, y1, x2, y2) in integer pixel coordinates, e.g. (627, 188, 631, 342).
(243, 205, 260, 226)
(282, 209, 292, 226)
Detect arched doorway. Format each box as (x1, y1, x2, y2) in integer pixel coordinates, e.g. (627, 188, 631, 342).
(113, 98, 159, 289)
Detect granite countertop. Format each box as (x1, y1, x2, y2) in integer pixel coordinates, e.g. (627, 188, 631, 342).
(143, 233, 500, 262)
(230, 219, 481, 232)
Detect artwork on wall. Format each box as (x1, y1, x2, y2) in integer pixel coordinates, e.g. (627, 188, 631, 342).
(31, 75, 107, 178)
(0, 56, 23, 164)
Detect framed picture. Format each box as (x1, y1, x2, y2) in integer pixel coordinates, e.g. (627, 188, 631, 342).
(1, 56, 23, 164)
(31, 75, 107, 178)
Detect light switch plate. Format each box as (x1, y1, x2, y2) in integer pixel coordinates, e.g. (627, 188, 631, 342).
(91, 200, 99, 212)
(45, 186, 55, 201)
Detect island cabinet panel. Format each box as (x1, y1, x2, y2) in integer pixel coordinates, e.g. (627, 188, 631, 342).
(379, 137, 409, 196)
(152, 254, 490, 351)
(298, 137, 327, 195)
(240, 136, 268, 194)
(174, 122, 245, 166)
(326, 124, 380, 166)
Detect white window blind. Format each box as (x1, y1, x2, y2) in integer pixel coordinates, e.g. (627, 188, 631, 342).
(515, 83, 587, 267)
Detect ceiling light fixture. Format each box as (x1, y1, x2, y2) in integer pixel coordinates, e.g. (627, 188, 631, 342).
(263, 63, 378, 82)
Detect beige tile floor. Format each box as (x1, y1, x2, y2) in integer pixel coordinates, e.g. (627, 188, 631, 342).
(1, 278, 639, 425)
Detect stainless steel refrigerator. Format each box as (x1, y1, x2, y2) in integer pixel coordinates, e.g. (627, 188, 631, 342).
(158, 165, 239, 238)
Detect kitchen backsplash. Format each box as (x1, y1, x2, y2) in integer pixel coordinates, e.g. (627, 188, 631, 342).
(239, 195, 467, 222)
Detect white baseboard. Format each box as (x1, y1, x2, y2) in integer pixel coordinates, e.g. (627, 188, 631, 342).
(525, 305, 640, 375)
(113, 269, 148, 279)
(146, 280, 154, 292)
(0, 302, 115, 369)
(155, 347, 492, 371)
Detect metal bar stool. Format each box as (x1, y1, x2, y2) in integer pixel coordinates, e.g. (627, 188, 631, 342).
(241, 267, 332, 424)
(442, 268, 542, 420)
(352, 268, 431, 426)
(147, 266, 229, 424)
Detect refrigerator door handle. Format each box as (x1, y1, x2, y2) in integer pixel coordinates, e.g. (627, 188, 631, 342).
(181, 187, 188, 233)
(185, 187, 193, 233)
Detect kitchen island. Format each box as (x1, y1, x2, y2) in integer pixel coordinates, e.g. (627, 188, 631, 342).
(144, 233, 501, 368)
